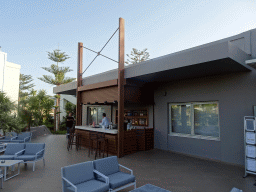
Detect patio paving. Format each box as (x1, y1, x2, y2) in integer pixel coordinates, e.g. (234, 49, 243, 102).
(1, 134, 256, 192)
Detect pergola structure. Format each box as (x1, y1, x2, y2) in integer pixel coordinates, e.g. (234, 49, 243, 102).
(76, 18, 125, 158)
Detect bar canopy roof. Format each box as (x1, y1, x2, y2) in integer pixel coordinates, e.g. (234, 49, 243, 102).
(53, 32, 253, 96)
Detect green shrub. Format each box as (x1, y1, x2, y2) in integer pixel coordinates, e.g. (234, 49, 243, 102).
(44, 122, 54, 131)
(50, 130, 66, 135)
(59, 121, 67, 131)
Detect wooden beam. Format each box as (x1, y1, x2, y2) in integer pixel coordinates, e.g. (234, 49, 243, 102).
(76, 42, 83, 126)
(78, 79, 118, 92)
(118, 18, 125, 158)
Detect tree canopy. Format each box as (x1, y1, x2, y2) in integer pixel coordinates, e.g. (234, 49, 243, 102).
(125, 48, 150, 65)
(38, 49, 75, 86)
(19, 74, 35, 98)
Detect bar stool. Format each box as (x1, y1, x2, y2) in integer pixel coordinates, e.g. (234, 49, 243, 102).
(88, 131, 98, 159)
(97, 132, 109, 158)
(67, 129, 81, 151)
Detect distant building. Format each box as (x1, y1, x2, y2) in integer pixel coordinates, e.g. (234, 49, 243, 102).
(0, 50, 21, 104)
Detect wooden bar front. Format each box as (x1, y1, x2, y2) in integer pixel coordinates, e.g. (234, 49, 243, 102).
(75, 127, 154, 156)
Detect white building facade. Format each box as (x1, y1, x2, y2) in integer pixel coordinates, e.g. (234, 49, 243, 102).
(59, 94, 76, 122)
(0, 50, 21, 104)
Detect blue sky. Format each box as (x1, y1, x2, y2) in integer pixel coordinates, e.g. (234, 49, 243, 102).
(1, 0, 256, 96)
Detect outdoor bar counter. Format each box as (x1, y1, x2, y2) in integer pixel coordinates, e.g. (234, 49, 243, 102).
(75, 126, 154, 156)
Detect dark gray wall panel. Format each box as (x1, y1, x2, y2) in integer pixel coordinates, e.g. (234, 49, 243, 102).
(154, 71, 256, 165)
(168, 136, 221, 161)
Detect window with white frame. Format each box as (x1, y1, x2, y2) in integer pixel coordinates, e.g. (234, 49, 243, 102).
(169, 102, 219, 139)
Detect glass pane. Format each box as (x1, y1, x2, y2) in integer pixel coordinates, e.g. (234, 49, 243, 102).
(194, 103, 219, 137)
(88, 106, 111, 125)
(88, 107, 98, 125)
(97, 107, 106, 124)
(170, 104, 191, 134)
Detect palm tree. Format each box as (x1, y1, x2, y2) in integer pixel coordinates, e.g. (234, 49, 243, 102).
(38, 49, 75, 131)
(0, 91, 25, 134)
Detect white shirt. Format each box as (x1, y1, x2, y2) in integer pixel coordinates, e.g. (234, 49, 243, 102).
(102, 117, 110, 127)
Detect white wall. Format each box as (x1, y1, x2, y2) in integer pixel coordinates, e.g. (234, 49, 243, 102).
(0, 51, 21, 104)
(59, 94, 76, 122)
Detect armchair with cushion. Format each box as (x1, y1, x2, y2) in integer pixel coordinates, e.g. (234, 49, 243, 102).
(0, 132, 18, 143)
(11, 132, 32, 143)
(0, 143, 25, 160)
(14, 143, 45, 171)
(61, 161, 110, 192)
(93, 156, 136, 192)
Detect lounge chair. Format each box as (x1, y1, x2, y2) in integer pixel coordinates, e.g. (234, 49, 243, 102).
(93, 156, 136, 192)
(0, 143, 25, 160)
(61, 161, 110, 192)
(14, 143, 45, 171)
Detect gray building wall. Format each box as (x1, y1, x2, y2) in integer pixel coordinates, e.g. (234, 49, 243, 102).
(154, 71, 256, 166)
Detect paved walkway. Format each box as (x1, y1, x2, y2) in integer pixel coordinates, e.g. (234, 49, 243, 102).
(1, 135, 256, 192)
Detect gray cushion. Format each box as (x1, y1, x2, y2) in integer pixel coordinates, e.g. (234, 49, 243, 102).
(1, 136, 12, 140)
(67, 179, 109, 192)
(14, 133, 30, 141)
(24, 143, 45, 155)
(14, 155, 43, 161)
(0, 155, 15, 160)
(93, 156, 120, 178)
(0, 135, 15, 142)
(97, 171, 135, 189)
(4, 144, 25, 155)
(10, 140, 24, 143)
(11, 139, 30, 143)
(62, 161, 95, 185)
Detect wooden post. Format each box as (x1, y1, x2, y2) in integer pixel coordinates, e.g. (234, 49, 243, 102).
(118, 18, 125, 158)
(76, 42, 83, 126)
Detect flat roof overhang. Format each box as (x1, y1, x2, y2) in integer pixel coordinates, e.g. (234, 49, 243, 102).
(53, 81, 77, 95)
(53, 41, 253, 95)
(125, 41, 252, 83)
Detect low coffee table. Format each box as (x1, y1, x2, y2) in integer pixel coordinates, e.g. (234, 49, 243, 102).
(129, 184, 171, 192)
(0, 160, 23, 181)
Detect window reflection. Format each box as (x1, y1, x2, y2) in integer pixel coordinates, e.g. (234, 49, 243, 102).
(171, 104, 191, 134)
(194, 104, 219, 137)
(169, 102, 219, 138)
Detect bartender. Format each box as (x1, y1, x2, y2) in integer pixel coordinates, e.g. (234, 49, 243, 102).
(101, 113, 110, 128)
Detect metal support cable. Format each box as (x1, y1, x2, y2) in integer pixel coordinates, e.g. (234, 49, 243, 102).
(99, 27, 119, 53)
(82, 55, 99, 75)
(82, 27, 119, 75)
(100, 54, 118, 63)
(84, 46, 118, 63)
